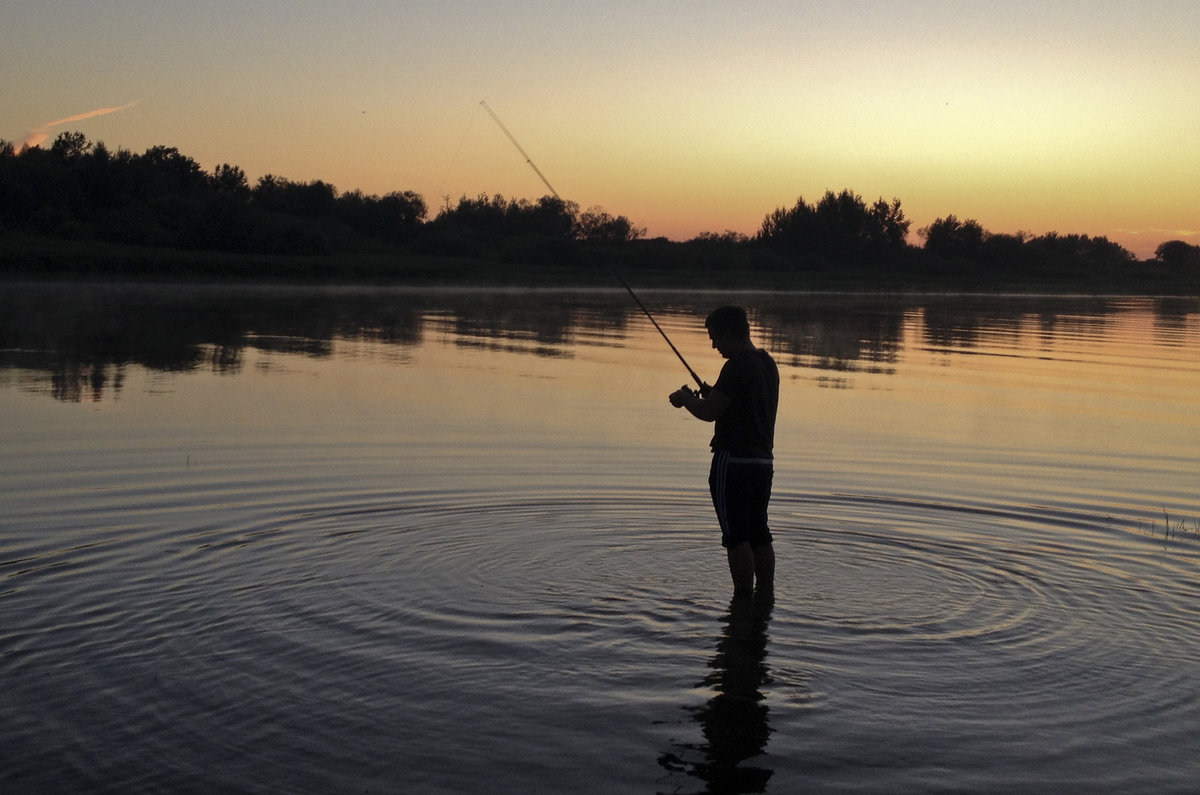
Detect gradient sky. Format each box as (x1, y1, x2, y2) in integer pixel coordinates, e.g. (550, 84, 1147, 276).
(5, 1, 1198, 258)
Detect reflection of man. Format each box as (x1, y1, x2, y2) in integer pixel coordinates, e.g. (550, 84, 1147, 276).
(669, 306, 779, 596)
(658, 592, 776, 790)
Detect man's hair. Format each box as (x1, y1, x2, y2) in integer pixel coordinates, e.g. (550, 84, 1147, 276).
(705, 305, 750, 338)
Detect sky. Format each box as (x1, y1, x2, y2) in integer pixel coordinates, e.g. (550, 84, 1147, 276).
(4, 1, 1198, 258)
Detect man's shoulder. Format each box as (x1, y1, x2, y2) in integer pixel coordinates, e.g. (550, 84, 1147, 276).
(717, 348, 776, 386)
(746, 347, 778, 374)
(757, 348, 779, 376)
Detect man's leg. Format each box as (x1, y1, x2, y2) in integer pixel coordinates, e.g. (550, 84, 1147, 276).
(727, 541, 755, 594)
(752, 542, 775, 592)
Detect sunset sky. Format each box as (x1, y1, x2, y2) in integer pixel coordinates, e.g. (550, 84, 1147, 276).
(5, 1, 1198, 258)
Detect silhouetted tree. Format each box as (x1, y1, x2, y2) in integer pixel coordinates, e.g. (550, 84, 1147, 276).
(516, 195, 578, 238)
(209, 163, 251, 197)
(758, 189, 910, 264)
(977, 231, 1027, 265)
(688, 230, 750, 246)
(577, 206, 645, 243)
(1155, 240, 1200, 268)
(50, 131, 92, 161)
(336, 189, 426, 242)
(921, 215, 985, 260)
(871, 197, 911, 251)
(1022, 232, 1133, 273)
(758, 198, 819, 257)
(430, 193, 582, 241)
(136, 145, 207, 198)
(252, 175, 337, 218)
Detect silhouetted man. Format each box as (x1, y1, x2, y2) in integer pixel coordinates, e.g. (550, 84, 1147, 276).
(669, 306, 778, 595)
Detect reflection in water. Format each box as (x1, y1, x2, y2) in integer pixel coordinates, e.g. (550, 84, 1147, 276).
(659, 592, 777, 793)
(0, 283, 640, 402)
(4, 283, 1200, 792)
(759, 300, 902, 384)
(2, 283, 1198, 402)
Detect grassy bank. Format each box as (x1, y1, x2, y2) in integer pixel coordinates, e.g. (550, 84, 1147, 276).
(3, 231, 1197, 294)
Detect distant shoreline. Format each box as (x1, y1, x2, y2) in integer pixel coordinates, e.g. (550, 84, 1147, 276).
(3, 232, 1197, 296)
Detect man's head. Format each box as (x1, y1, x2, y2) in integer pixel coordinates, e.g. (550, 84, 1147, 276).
(705, 305, 751, 358)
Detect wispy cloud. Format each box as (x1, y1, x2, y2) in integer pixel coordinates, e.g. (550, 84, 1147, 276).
(17, 100, 140, 152)
(1118, 226, 1200, 241)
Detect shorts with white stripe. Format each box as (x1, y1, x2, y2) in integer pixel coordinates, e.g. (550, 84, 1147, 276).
(709, 450, 774, 549)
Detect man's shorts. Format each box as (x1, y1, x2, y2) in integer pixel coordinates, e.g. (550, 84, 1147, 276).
(709, 450, 774, 549)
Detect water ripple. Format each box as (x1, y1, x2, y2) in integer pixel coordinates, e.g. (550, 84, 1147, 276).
(5, 484, 1200, 792)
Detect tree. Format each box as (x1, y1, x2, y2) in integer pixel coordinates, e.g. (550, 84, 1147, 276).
(1154, 240, 1200, 268)
(920, 215, 985, 260)
(577, 206, 645, 243)
(252, 175, 337, 217)
(430, 193, 580, 241)
(336, 189, 427, 242)
(51, 131, 92, 161)
(978, 231, 1027, 265)
(758, 189, 910, 263)
(136, 145, 207, 197)
(209, 163, 250, 197)
(688, 230, 749, 246)
(1019, 232, 1133, 276)
(758, 197, 818, 252)
(520, 195, 578, 238)
(432, 193, 512, 240)
(871, 197, 911, 251)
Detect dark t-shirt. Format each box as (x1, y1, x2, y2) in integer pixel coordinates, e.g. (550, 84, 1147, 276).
(709, 347, 779, 457)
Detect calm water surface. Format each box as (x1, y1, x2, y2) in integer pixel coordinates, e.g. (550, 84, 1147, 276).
(2, 283, 1199, 793)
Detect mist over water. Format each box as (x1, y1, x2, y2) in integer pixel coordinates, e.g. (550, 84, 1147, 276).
(3, 283, 1199, 793)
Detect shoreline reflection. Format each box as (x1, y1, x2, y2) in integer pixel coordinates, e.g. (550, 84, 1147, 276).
(1, 283, 1196, 403)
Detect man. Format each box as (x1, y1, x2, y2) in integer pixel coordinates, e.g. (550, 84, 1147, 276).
(669, 306, 779, 595)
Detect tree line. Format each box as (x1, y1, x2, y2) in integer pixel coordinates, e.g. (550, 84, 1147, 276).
(0, 131, 643, 261)
(3, 131, 1197, 281)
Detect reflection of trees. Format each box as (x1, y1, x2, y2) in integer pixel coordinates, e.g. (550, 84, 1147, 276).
(49, 362, 125, 403)
(3, 287, 1190, 403)
(1153, 297, 1200, 345)
(919, 296, 1119, 353)
(659, 592, 776, 793)
(755, 299, 903, 378)
(440, 292, 636, 358)
(0, 285, 642, 402)
(446, 301, 578, 354)
(0, 284, 425, 402)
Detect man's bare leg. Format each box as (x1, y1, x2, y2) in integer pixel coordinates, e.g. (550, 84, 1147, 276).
(727, 542, 755, 594)
(752, 542, 775, 592)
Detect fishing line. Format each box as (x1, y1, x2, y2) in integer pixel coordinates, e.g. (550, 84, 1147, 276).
(437, 106, 481, 213)
(479, 99, 710, 394)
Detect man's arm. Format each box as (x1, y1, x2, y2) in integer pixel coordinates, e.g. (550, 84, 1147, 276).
(668, 385, 731, 422)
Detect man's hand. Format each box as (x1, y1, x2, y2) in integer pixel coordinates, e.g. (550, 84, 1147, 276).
(668, 385, 695, 408)
(669, 383, 729, 422)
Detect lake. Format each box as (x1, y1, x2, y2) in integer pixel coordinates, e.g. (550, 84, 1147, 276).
(2, 282, 1199, 793)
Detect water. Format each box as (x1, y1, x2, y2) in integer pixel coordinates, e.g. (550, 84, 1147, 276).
(2, 283, 1199, 793)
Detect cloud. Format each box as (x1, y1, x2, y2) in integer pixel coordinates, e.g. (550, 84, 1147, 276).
(1118, 226, 1200, 241)
(17, 100, 140, 152)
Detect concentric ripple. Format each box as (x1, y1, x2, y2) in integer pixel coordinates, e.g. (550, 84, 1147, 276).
(5, 479, 1200, 793)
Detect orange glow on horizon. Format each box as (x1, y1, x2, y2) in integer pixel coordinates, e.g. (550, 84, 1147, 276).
(5, 4, 1196, 261)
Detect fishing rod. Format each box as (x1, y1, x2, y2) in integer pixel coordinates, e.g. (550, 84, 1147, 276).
(612, 275, 709, 394)
(479, 100, 710, 395)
